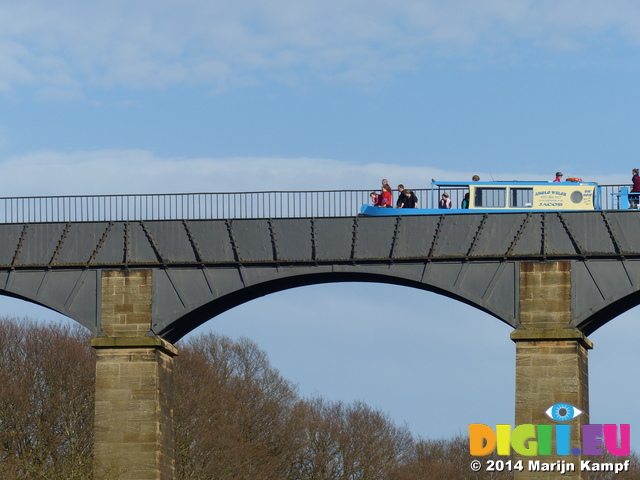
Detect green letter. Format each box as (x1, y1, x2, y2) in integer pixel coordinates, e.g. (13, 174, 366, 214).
(511, 424, 538, 456)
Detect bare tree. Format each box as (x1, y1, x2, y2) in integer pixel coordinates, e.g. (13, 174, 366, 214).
(174, 333, 304, 480)
(0, 317, 94, 480)
(175, 335, 415, 480)
(391, 434, 515, 480)
(290, 396, 413, 480)
(588, 450, 640, 480)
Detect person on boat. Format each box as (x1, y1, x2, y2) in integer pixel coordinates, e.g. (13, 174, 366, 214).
(461, 193, 470, 209)
(379, 184, 393, 208)
(405, 189, 418, 208)
(370, 192, 389, 207)
(630, 169, 640, 209)
(381, 178, 390, 194)
(396, 184, 406, 207)
(396, 185, 417, 208)
(553, 172, 563, 182)
(439, 193, 451, 209)
(472, 175, 480, 181)
(401, 189, 418, 208)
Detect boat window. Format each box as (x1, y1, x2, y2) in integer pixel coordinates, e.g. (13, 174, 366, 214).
(510, 188, 533, 208)
(474, 188, 506, 208)
(570, 191, 583, 204)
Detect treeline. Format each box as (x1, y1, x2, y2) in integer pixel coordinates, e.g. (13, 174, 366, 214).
(0, 317, 638, 480)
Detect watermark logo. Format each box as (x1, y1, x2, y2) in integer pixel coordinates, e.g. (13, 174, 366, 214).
(468, 403, 632, 474)
(470, 403, 630, 457)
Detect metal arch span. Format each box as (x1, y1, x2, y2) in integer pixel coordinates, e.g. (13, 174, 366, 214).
(1, 211, 640, 340)
(153, 264, 519, 341)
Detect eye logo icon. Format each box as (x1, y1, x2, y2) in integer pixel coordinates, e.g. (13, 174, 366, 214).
(545, 403, 584, 422)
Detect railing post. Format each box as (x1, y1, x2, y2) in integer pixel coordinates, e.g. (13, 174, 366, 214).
(619, 186, 630, 209)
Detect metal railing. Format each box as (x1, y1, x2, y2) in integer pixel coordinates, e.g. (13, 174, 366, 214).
(0, 191, 375, 223)
(0, 185, 631, 223)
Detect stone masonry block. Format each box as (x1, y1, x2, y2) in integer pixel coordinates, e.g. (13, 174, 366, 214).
(123, 313, 153, 325)
(114, 303, 135, 313)
(525, 285, 569, 303)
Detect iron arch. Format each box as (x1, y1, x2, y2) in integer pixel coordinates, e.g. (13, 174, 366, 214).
(153, 267, 517, 343)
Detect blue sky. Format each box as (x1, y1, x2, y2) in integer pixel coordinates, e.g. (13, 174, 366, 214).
(1, 0, 640, 447)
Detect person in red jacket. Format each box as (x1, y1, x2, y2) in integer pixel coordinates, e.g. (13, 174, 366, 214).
(380, 184, 393, 208)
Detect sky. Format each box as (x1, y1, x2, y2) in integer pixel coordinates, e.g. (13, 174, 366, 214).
(1, 0, 640, 449)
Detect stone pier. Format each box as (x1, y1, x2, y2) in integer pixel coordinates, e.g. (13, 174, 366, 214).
(92, 270, 178, 480)
(511, 262, 592, 479)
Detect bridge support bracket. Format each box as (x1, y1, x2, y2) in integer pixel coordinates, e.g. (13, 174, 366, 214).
(91, 335, 179, 356)
(510, 328, 593, 350)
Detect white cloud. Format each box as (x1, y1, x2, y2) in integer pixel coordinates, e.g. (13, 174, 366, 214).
(0, 150, 431, 195)
(0, 149, 629, 198)
(2, 0, 640, 95)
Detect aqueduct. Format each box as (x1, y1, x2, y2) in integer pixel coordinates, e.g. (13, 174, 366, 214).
(1, 190, 638, 479)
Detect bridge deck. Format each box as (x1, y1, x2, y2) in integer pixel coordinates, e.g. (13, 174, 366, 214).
(0, 211, 638, 340)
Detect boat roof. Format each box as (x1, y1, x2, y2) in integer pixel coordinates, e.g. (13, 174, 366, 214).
(431, 180, 598, 187)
